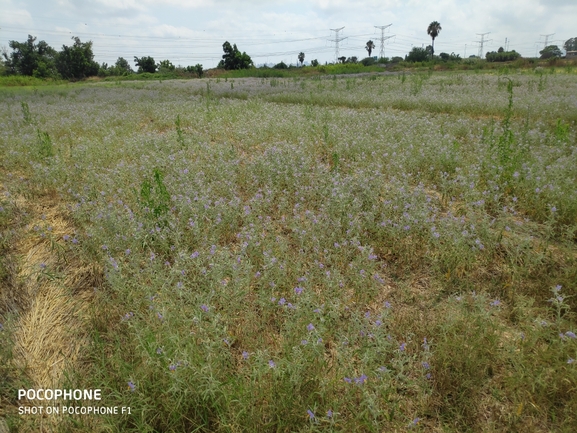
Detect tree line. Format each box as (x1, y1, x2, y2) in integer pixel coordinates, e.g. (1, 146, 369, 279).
(1, 34, 208, 80)
(3, 31, 576, 80)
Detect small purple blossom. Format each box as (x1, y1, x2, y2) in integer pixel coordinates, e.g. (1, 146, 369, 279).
(327, 409, 333, 418)
(242, 351, 249, 360)
(307, 409, 315, 420)
(400, 342, 406, 351)
(307, 323, 315, 331)
(190, 251, 199, 258)
(568, 358, 575, 364)
(344, 377, 352, 383)
(128, 381, 136, 392)
(268, 360, 276, 368)
(565, 331, 576, 339)
(122, 312, 134, 321)
(301, 339, 308, 345)
(355, 374, 368, 384)
(278, 298, 286, 306)
(294, 286, 303, 295)
(490, 299, 501, 307)
(201, 304, 209, 312)
(169, 364, 177, 371)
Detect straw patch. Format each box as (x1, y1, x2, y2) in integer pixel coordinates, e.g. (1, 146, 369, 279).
(1, 180, 103, 430)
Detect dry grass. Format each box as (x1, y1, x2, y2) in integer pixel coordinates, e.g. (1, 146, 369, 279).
(0, 178, 103, 432)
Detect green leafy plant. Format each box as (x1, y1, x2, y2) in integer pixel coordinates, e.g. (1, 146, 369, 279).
(140, 168, 170, 221)
(21, 101, 33, 124)
(36, 129, 54, 158)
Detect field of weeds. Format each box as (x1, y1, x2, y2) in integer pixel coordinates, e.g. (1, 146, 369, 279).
(1, 69, 576, 432)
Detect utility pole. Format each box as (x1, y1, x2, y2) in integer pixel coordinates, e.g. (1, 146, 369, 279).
(329, 27, 347, 63)
(540, 33, 555, 50)
(374, 24, 393, 59)
(474, 32, 491, 58)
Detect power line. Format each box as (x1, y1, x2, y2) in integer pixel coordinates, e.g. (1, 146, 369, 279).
(474, 32, 491, 58)
(374, 24, 393, 58)
(329, 26, 346, 62)
(540, 33, 555, 50)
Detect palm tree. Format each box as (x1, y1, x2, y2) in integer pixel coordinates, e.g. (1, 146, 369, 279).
(427, 21, 442, 59)
(298, 52, 305, 66)
(366, 40, 376, 57)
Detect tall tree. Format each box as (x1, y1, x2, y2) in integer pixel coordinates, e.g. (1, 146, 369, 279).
(114, 57, 132, 75)
(539, 45, 563, 59)
(56, 36, 99, 79)
(134, 56, 157, 73)
(218, 41, 253, 70)
(298, 52, 305, 66)
(427, 21, 442, 59)
(366, 40, 376, 57)
(3, 35, 57, 77)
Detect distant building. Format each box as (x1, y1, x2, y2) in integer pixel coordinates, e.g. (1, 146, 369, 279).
(567, 51, 577, 59)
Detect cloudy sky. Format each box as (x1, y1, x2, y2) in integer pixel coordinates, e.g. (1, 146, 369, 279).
(1, 0, 575, 69)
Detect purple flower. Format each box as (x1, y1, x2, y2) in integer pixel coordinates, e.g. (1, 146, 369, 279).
(307, 323, 315, 331)
(307, 409, 315, 420)
(268, 360, 276, 368)
(355, 374, 368, 384)
(384, 301, 392, 309)
(109, 257, 119, 270)
(157, 312, 164, 321)
(191, 251, 199, 258)
(411, 417, 420, 426)
(125, 249, 131, 255)
(301, 339, 308, 345)
(278, 298, 286, 306)
(169, 364, 177, 371)
(368, 253, 378, 260)
(327, 409, 333, 418)
(490, 299, 501, 307)
(422, 361, 430, 369)
(201, 304, 209, 312)
(568, 358, 575, 364)
(400, 342, 406, 351)
(63, 234, 70, 241)
(294, 286, 303, 295)
(242, 351, 249, 360)
(565, 331, 576, 339)
(156, 347, 163, 354)
(122, 312, 134, 321)
(127, 381, 136, 392)
(344, 377, 352, 383)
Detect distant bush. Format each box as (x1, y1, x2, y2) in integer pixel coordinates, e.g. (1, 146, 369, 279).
(485, 50, 521, 62)
(406, 47, 429, 62)
(360, 57, 376, 66)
